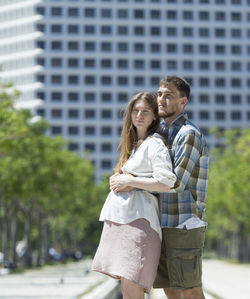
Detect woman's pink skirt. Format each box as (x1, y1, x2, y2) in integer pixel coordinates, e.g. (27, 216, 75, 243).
(91, 219, 161, 293)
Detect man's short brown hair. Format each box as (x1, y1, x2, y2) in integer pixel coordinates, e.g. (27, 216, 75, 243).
(159, 76, 191, 100)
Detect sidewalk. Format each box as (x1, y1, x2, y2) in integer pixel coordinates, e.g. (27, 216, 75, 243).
(150, 259, 250, 299)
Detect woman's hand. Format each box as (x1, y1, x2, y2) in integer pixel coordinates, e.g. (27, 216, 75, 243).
(109, 173, 135, 193)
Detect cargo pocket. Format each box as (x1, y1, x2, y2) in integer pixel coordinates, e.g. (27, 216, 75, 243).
(167, 248, 202, 289)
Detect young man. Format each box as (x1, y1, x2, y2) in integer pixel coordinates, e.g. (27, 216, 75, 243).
(154, 76, 209, 299)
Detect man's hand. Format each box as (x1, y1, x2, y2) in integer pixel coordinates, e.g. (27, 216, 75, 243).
(109, 173, 135, 193)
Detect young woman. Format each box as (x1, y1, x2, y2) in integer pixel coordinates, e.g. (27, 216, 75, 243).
(92, 92, 176, 299)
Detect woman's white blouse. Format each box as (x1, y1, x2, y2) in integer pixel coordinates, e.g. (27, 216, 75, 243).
(99, 134, 177, 239)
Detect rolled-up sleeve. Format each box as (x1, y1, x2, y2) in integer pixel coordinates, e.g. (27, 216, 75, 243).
(170, 131, 202, 193)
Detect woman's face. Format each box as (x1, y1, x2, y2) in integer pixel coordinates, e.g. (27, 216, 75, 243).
(131, 99, 156, 132)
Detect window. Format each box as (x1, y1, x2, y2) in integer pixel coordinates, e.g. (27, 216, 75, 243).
(117, 93, 128, 103)
(151, 27, 161, 36)
(183, 27, 193, 37)
(68, 7, 78, 17)
(101, 76, 112, 85)
(101, 160, 111, 169)
(215, 78, 225, 87)
(231, 78, 241, 87)
(68, 126, 79, 135)
(166, 10, 177, 20)
(215, 11, 226, 21)
(117, 9, 128, 18)
(85, 109, 95, 118)
(101, 59, 112, 68)
(167, 27, 177, 36)
(183, 11, 193, 20)
(134, 76, 145, 85)
(134, 9, 144, 18)
(215, 45, 225, 54)
(36, 6, 45, 15)
(51, 92, 62, 101)
(101, 8, 112, 18)
(134, 26, 144, 35)
(151, 60, 161, 69)
(84, 59, 95, 68)
(199, 111, 210, 120)
(68, 109, 79, 118)
(85, 143, 95, 152)
(51, 109, 62, 118)
(51, 75, 62, 84)
(199, 77, 210, 87)
(118, 26, 128, 35)
(199, 28, 209, 37)
(101, 42, 112, 52)
(199, 61, 210, 70)
(231, 28, 241, 38)
(215, 94, 225, 104)
(68, 92, 79, 102)
(68, 58, 79, 68)
(151, 10, 161, 19)
(150, 43, 161, 53)
(231, 61, 241, 71)
(215, 28, 225, 37)
(37, 24, 45, 32)
(101, 143, 112, 152)
(51, 24, 62, 33)
(231, 45, 241, 55)
(51, 126, 62, 135)
(101, 126, 112, 135)
(68, 75, 79, 85)
(231, 111, 241, 120)
(101, 26, 112, 35)
(134, 60, 145, 69)
(37, 57, 45, 66)
(68, 25, 78, 34)
(215, 61, 226, 71)
(85, 42, 95, 51)
(183, 60, 193, 70)
(84, 8, 95, 17)
(51, 7, 62, 17)
(101, 110, 112, 118)
(231, 94, 241, 104)
(134, 43, 145, 52)
(68, 41, 78, 51)
(84, 25, 95, 34)
(51, 58, 62, 67)
(183, 44, 193, 53)
(231, 12, 241, 22)
(199, 94, 209, 103)
(85, 76, 95, 85)
(167, 60, 177, 70)
(166, 44, 177, 53)
(118, 76, 128, 85)
(84, 92, 95, 102)
(215, 111, 225, 120)
(85, 126, 96, 135)
(118, 42, 128, 52)
(68, 143, 79, 151)
(117, 59, 128, 69)
(51, 41, 62, 50)
(199, 11, 210, 21)
(101, 93, 112, 102)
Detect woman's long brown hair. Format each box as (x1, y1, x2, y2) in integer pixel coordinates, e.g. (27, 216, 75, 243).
(114, 92, 160, 173)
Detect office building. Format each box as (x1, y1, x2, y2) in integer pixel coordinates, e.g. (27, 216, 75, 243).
(0, 0, 250, 180)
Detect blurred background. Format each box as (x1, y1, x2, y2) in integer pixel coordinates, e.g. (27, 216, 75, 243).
(0, 0, 249, 290)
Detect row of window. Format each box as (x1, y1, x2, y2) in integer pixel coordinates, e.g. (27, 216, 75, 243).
(41, 108, 250, 122)
(36, 74, 250, 88)
(36, 57, 250, 72)
(36, 91, 250, 105)
(36, 24, 249, 39)
(36, 6, 250, 22)
(36, 41, 250, 55)
(40, 108, 124, 119)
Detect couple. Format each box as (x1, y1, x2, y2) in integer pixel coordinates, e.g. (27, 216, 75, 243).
(92, 76, 209, 299)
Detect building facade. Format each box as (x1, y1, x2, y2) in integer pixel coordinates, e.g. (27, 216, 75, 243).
(0, 0, 250, 180)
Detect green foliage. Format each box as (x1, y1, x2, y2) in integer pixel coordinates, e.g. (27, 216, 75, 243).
(206, 128, 250, 260)
(0, 82, 106, 266)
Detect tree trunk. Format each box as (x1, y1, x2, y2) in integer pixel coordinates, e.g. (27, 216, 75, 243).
(238, 221, 247, 262)
(24, 210, 33, 267)
(44, 219, 51, 263)
(3, 204, 10, 261)
(10, 206, 18, 266)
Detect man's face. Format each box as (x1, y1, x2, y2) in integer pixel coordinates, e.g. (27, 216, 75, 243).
(157, 84, 186, 120)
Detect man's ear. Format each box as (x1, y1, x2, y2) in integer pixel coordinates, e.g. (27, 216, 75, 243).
(181, 97, 188, 107)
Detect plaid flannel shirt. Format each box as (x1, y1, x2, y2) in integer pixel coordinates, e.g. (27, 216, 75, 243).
(158, 114, 209, 228)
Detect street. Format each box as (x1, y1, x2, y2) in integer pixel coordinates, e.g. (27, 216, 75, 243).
(0, 259, 250, 299)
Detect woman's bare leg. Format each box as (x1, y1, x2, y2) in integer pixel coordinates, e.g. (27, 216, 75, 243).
(121, 277, 144, 299)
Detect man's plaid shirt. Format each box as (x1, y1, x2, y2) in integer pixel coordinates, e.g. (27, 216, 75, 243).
(158, 114, 209, 228)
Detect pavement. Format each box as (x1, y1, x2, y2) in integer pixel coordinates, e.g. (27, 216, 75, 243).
(0, 259, 249, 299)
